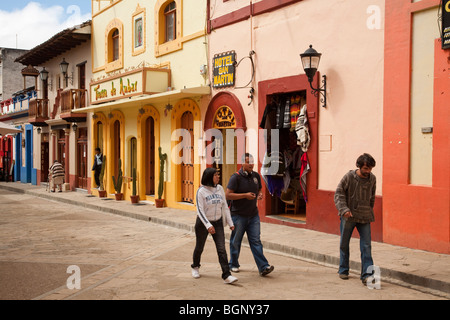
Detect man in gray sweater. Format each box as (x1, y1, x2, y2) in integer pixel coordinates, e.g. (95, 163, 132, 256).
(334, 153, 377, 285)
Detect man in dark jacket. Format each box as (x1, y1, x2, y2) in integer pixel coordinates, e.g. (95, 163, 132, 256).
(334, 153, 377, 285)
(92, 148, 103, 188)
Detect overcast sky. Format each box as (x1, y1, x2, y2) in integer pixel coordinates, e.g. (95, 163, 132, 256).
(0, 1, 91, 50)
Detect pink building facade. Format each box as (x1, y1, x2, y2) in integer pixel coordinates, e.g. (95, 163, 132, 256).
(205, 0, 385, 241)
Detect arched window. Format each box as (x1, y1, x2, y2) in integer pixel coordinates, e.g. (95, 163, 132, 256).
(164, 2, 176, 42)
(105, 19, 123, 72)
(154, 0, 183, 57)
(112, 29, 119, 61)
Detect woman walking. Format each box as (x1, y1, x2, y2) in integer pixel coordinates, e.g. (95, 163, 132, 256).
(191, 167, 238, 284)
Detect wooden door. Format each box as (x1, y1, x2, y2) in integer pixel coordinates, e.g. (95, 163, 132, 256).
(181, 111, 194, 203)
(77, 128, 88, 189)
(113, 120, 121, 179)
(57, 130, 65, 168)
(145, 117, 155, 195)
(41, 142, 49, 182)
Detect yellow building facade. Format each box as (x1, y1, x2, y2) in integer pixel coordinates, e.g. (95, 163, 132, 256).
(78, 0, 210, 209)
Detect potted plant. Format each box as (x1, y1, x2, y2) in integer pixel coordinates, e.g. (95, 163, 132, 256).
(155, 147, 167, 208)
(130, 167, 139, 204)
(98, 156, 107, 198)
(112, 159, 123, 201)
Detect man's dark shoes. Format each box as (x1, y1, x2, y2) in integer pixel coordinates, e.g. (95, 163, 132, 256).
(260, 265, 274, 276)
(339, 273, 349, 280)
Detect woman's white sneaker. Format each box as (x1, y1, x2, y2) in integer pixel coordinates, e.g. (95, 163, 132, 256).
(191, 267, 200, 278)
(224, 275, 238, 284)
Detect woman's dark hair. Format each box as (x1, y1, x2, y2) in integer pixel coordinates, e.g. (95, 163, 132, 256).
(356, 153, 376, 168)
(201, 167, 218, 187)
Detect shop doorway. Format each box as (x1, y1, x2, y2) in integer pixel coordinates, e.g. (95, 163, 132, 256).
(41, 139, 49, 183)
(181, 111, 194, 204)
(113, 120, 121, 180)
(262, 91, 308, 223)
(57, 129, 65, 168)
(77, 128, 88, 189)
(211, 129, 238, 189)
(145, 117, 155, 196)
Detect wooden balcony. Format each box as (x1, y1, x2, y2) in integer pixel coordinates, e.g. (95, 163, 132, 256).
(60, 89, 88, 123)
(29, 98, 49, 126)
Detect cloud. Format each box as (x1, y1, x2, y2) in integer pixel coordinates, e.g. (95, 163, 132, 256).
(0, 2, 91, 50)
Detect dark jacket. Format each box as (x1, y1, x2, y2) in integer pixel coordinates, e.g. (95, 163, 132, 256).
(92, 154, 103, 171)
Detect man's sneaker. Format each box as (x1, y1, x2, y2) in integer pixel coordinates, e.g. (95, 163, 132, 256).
(231, 267, 240, 273)
(224, 275, 238, 284)
(260, 265, 274, 276)
(191, 267, 200, 279)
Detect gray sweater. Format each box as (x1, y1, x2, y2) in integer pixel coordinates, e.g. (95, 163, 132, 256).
(334, 170, 376, 223)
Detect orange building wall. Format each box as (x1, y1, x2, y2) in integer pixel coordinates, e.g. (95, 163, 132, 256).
(383, 0, 450, 254)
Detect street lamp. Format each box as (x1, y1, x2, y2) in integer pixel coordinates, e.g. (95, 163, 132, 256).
(300, 45, 327, 108)
(60, 58, 73, 86)
(40, 67, 49, 81)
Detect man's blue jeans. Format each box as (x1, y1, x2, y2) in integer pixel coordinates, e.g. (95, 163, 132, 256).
(339, 218, 374, 280)
(229, 214, 270, 273)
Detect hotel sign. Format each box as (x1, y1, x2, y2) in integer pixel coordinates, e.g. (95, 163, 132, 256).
(443, 0, 450, 49)
(212, 51, 236, 88)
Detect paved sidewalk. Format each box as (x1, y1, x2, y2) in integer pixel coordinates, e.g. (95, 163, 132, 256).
(0, 181, 449, 298)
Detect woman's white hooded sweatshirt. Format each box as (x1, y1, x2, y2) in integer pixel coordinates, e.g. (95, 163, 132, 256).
(196, 184, 234, 230)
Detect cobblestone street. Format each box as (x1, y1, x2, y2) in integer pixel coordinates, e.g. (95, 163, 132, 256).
(0, 189, 445, 303)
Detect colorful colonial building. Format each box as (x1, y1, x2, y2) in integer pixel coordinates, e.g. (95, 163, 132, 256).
(206, 0, 385, 237)
(76, 0, 210, 208)
(383, 0, 449, 254)
(206, 0, 449, 254)
(15, 21, 92, 190)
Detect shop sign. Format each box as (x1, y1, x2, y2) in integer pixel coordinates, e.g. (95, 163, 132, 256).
(213, 105, 236, 129)
(212, 51, 236, 88)
(91, 71, 142, 104)
(443, 0, 450, 49)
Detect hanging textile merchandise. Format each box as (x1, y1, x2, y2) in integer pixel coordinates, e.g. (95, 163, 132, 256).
(260, 93, 311, 205)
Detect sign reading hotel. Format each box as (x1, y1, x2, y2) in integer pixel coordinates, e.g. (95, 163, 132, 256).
(212, 51, 236, 88)
(90, 67, 171, 104)
(443, 0, 450, 49)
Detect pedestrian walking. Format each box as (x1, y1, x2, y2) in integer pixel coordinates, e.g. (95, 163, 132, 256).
(91, 147, 103, 189)
(334, 153, 377, 285)
(191, 167, 238, 284)
(226, 153, 274, 277)
(49, 160, 65, 193)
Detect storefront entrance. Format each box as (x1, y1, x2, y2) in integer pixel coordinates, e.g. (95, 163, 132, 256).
(258, 74, 320, 229)
(181, 111, 194, 203)
(261, 91, 307, 223)
(204, 92, 247, 190)
(76, 128, 88, 189)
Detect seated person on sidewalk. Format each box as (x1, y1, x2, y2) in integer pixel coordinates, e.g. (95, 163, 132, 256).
(49, 160, 65, 193)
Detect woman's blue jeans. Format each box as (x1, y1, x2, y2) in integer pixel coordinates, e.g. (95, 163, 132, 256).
(229, 214, 270, 273)
(339, 218, 374, 280)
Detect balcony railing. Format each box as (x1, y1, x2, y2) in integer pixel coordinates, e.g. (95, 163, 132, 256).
(61, 89, 87, 113)
(29, 98, 49, 125)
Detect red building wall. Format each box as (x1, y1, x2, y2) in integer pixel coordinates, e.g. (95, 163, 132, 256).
(383, 0, 450, 254)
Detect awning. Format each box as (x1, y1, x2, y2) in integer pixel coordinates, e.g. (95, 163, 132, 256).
(0, 122, 22, 136)
(72, 85, 211, 114)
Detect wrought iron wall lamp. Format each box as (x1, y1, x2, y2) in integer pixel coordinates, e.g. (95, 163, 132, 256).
(40, 67, 53, 91)
(60, 58, 74, 86)
(300, 45, 327, 108)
